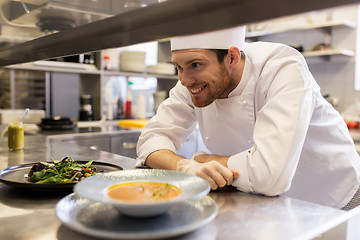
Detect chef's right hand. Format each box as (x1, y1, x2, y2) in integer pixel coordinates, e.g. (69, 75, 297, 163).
(176, 159, 238, 190)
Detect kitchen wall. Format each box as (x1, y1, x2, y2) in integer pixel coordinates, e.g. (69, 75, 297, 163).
(246, 4, 360, 114)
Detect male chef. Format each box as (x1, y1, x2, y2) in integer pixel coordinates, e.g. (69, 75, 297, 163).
(136, 26, 360, 210)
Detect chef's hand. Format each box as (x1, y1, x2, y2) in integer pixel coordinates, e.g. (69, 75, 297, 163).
(193, 152, 229, 166)
(176, 159, 238, 190)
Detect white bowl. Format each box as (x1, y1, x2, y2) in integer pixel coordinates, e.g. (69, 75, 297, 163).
(73, 169, 210, 217)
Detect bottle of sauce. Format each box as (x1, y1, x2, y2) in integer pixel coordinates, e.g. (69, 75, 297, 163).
(117, 97, 124, 119)
(8, 121, 24, 151)
(124, 81, 133, 119)
(136, 91, 146, 119)
(103, 55, 111, 70)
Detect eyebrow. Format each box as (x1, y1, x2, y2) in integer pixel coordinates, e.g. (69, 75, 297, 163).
(171, 58, 203, 66)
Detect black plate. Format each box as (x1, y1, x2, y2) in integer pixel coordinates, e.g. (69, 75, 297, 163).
(0, 161, 123, 191)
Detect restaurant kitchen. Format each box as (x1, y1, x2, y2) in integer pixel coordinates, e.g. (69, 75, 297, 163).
(0, 1, 360, 153)
(1, 0, 360, 239)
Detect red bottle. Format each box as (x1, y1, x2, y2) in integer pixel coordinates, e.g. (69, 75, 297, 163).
(124, 81, 133, 119)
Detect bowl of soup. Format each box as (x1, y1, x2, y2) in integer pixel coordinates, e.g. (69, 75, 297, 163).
(73, 169, 210, 217)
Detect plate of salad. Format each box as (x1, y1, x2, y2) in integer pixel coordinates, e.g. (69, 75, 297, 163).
(0, 157, 123, 191)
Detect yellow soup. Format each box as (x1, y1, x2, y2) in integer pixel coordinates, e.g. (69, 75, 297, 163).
(107, 182, 181, 203)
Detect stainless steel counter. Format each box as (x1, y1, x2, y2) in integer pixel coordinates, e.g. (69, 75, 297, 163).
(1, 134, 360, 240)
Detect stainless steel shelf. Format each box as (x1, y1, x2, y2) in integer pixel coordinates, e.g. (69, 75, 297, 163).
(102, 70, 178, 80)
(246, 20, 356, 38)
(5, 61, 100, 75)
(0, 0, 357, 67)
(5, 61, 178, 79)
(302, 49, 355, 57)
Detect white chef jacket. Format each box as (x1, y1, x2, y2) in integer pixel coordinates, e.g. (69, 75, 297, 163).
(136, 42, 360, 209)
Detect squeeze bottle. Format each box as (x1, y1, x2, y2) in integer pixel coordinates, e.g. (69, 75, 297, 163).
(136, 91, 146, 119)
(124, 81, 133, 119)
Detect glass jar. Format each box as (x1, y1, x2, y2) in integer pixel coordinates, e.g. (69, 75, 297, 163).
(8, 121, 24, 151)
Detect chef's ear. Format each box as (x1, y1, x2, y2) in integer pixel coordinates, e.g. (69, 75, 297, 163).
(228, 46, 241, 65)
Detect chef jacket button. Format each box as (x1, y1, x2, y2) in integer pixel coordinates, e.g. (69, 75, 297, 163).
(205, 136, 210, 141)
(242, 100, 247, 105)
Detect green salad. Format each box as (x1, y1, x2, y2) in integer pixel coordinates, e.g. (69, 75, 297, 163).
(26, 156, 98, 184)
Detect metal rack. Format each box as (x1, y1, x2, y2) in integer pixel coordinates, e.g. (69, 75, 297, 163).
(0, 69, 47, 110)
(0, 0, 357, 66)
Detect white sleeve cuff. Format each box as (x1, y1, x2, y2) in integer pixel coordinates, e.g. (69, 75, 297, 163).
(135, 135, 177, 167)
(227, 150, 254, 193)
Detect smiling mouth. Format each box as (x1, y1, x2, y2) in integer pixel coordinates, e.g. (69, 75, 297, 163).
(189, 85, 207, 95)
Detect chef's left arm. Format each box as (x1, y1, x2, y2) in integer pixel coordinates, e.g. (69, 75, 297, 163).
(195, 55, 315, 196)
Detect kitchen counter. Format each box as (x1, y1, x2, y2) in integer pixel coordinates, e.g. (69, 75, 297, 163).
(17, 122, 140, 136)
(2, 123, 143, 159)
(1, 134, 360, 240)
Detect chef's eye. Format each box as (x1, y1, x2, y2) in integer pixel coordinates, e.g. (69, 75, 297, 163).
(174, 64, 182, 71)
(191, 62, 201, 68)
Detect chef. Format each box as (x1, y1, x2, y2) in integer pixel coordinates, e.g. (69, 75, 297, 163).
(136, 25, 360, 210)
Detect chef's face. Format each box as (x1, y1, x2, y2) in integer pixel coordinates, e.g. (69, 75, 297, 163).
(172, 49, 237, 108)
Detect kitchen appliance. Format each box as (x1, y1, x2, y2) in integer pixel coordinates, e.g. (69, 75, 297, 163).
(38, 116, 75, 130)
(79, 94, 94, 121)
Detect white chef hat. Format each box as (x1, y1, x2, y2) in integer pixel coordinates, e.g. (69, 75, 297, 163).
(170, 25, 246, 51)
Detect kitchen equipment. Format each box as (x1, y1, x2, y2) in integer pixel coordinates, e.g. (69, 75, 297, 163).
(79, 94, 94, 121)
(38, 116, 75, 130)
(20, 108, 30, 122)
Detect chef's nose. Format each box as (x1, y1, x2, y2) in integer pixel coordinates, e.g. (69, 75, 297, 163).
(178, 70, 194, 87)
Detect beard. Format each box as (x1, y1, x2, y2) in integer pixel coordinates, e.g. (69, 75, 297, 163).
(191, 66, 234, 108)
